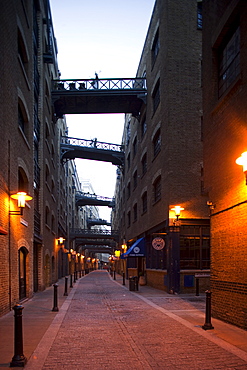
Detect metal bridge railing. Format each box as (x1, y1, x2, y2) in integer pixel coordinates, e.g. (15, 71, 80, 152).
(52, 78, 146, 91)
(61, 136, 123, 152)
(75, 191, 114, 203)
(70, 228, 119, 238)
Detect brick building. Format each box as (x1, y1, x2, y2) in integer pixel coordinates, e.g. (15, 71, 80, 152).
(0, 0, 84, 316)
(113, 0, 210, 293)
(202, 0, 247, 329)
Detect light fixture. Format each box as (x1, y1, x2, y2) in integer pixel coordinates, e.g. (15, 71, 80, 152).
(236, 152, 247, 184)
(10, 192, 32, 215)
(171, 206, 184, 220)
(115, 250, 121, 258)
(57, 237, 65, 245)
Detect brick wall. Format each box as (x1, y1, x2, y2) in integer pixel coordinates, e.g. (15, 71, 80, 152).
(202, 0, 247, 329)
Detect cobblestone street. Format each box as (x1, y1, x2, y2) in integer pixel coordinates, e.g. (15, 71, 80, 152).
(22, 271, 247, 370)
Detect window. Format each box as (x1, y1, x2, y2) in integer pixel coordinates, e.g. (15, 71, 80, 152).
(141, 153, 147, 176)
(219, 26, 240, 97)
(133, 136, 137, 157)
(133, 170, 137, 189)
(127, 182, 131, 199)
(142, 192, 147, 214)
(127, 153, 130, 170)
(151, 28, 160, 67)
(18, 106, 25, 133)
(18, 102, 28, 137)
(153, 129, 161, 158)
(45, 206, 50, 226)
(141, 115, 147, 138)
(180, 225, 210, 269)
(152, 79, 160, 113)
(133, 203, 137, 222)
(18, 28, 28, 75)
(126, 121, 131, 146)
(153, 176, 161, 203)
(127, 211, 131, 227)
(197, 1, 202, 30)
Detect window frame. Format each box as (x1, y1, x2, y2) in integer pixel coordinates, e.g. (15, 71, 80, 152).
(218, 26, 240, 97)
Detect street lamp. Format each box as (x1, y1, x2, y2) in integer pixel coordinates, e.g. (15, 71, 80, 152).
(10, 192, 32, 215)
(171, 206, 184, 220)
(236, 151, 247, 184)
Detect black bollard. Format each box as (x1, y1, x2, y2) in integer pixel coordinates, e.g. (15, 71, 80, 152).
(196, 278, 199, 296)
(74, 271, 76, 283)
(52, 283, 59, 312)
(202, 290, 214, 330)
(113, 270, 116, 280)
(64, 276, 68, 296)
(10, 304, 27, 367)
(70, 274, 73, 288)
(123, 272, 125, 286)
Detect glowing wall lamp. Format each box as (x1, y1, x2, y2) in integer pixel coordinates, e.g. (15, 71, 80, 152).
(236, 151, 247, 184)
(10, 192, 32, 215)
(171, 206, 184, 220)
(57, 237, 65, 245)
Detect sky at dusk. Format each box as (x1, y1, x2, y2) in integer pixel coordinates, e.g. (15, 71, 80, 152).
(50, 0, 155, 221)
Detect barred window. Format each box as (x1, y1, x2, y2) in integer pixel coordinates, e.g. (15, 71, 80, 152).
(133, 170, 137, 189)
(127, 182, 131, 199)
(153, 176, 161, 203)
(197, 1, 202, 30)
(127, 211, 131, 227)
(151, 28, 160, 67)
(141, 115, 147, 138)
(142, 192, 147, 214)
(133, 136, 137, 157)
(153, 129, 161, 158)
(133, 203, 137, 222)
(142, 153, 147, 176)
(219, 26, 240, 97)
(152, 79, 160, 113)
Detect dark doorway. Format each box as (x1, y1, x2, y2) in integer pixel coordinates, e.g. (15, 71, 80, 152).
(19, 247, 27, 300)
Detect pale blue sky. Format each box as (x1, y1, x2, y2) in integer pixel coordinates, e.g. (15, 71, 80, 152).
(50, 0, 155, 220)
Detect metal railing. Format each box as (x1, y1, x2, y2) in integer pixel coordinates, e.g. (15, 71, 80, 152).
(61, 136, 123, 152)
(70, 228, 119, 238)
(75, 191, 114, 203)
(52, 78, 146, 92)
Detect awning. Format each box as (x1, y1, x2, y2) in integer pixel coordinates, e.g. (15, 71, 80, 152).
(121, 237, 145, 258)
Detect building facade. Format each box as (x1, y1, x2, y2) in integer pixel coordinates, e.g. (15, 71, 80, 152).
(0, 0, 84, 316)
(202, 0, 247, 329)
(113, 0, 210, 293)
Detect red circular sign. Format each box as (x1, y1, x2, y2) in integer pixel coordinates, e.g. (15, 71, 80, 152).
(152, 237, 165, 250)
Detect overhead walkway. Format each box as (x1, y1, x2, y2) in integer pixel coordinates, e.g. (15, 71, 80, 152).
(75, 191, 115, 207)
(52, 77, 147, 117)
(87, 218, 111, 227)
(70, 228, 119, 241)
(61, 136, 124, 166)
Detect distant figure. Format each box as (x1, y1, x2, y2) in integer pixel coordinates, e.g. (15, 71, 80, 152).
(90, 138, 97, 148)
(91, 72, 99, 89)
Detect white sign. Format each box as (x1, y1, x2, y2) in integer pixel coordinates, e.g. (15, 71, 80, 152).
(152, 237, 165, 250)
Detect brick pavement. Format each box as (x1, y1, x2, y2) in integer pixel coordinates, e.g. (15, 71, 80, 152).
(23, 271, 247, 370)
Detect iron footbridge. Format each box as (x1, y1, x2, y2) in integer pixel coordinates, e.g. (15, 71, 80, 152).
(52, 78, 147, 117)
(75, 191, 115, 208)
(61, 136, 124, 166)
(70, 228, 119, 239)
(87, 218, 111, 227)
